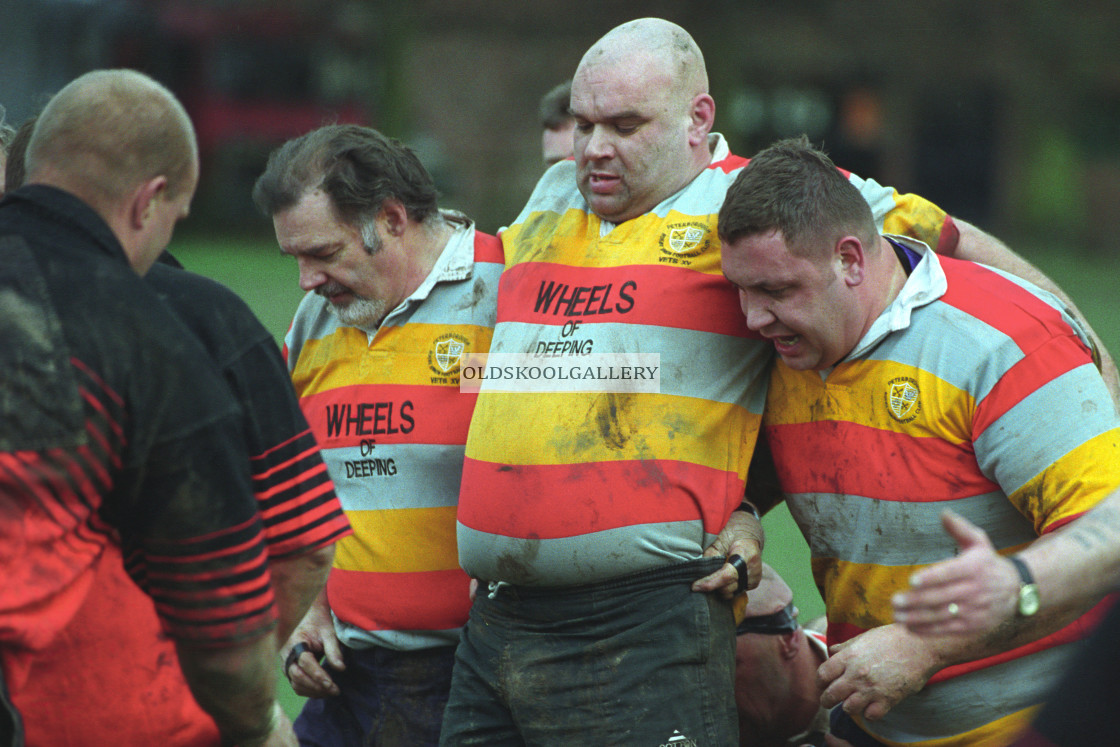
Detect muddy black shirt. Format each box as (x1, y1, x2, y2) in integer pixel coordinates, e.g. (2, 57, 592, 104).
(0, 185, 275, 660)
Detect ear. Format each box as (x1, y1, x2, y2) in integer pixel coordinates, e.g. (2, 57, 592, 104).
(129, 176, 168, 230)
(836, 235, 866, 287)
(777, 627, 803, 661)
(380, 198, 409, 237)
(687, 93, 716, 147)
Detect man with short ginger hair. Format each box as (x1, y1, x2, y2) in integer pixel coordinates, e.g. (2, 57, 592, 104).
(1, 69, 296, 747)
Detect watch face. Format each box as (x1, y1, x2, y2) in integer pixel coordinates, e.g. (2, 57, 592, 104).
(1019, 584, 1041, 616)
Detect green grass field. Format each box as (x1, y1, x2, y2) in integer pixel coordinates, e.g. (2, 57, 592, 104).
(170, 232, 1118, 718)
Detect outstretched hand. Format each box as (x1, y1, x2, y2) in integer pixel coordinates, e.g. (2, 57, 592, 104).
(891, 510, 1020, 637)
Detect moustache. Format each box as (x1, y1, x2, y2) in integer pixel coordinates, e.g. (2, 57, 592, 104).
(316, 282, 350, 299)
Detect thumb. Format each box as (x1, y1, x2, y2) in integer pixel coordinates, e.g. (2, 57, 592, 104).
(940, 509, 992, 554)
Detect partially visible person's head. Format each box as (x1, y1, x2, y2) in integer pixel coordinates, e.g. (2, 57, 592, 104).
(253, 125, 442, 331)
(570, 18, 715, 223)
(733, 564, 824, 747)
(25, 69, 199, 272)
(719, 135, 882, 371)
(539, 79, 575, 166)
(4, 116, 37, 194)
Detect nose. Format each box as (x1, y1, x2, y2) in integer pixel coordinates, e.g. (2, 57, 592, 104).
(297, 257, 326, 292)
(740, 288, 774, 331)
(581, 125, 615, 161)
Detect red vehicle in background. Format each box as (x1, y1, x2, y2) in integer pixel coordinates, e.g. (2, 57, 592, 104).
(112, 0, 375, 225)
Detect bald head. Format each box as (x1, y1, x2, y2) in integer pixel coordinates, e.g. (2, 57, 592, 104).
(570, 19, 716, 223)
(733, 563, 825, 746)
(580, 18, 708, 99)
(741, 563, 794, 619)
(27, 69, 198, 209)
(26, 69, 200, 273)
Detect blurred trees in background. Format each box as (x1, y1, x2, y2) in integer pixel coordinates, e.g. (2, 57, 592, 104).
(2, 0, 1118, 251)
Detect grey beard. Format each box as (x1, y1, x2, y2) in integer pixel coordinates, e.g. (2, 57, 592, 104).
(330, 295, 387, 332)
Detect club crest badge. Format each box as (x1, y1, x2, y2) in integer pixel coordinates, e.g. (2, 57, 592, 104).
(658, 221, 710, 261)
(428, 333, 469, 375)
(886, 377, 921, 423)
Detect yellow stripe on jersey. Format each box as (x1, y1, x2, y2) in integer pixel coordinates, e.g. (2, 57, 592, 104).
(292, 323, 494, 393)
(768, 360, 974, 445)
(865, 705, 1037, 747)
(1010, 429, 1120, 534)
(503, 208, 724, 276)
(467, 390, 759, 474)
(335, 506, 460, 573)
(814, 557, 916, 630)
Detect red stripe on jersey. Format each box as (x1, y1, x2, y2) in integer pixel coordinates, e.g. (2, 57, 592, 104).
(458, 457, 741, 538)
(300, 384, 477, 447)
(973, 334, 1093, 438)
(328, 567, 472, 632)
(496, 262, 756, 338)
(828, 595, 1114, 685)
(2, 450, 90, 530)
(260, 482, 341, 530)
(55, 447, 102, 506)
(74, 443, 113, 491)
(152, 566, 274, 609)
(156, 595, 276, 643)
(254, 460, 331, 501)
(250, 429, 313, 466)
(53, 446, 114, 544)
(473, 231, 504, 265)
(146, 538, 267, 577)
(939, 259, 1087, 356)
(69, 356, 124, 409)
(82, 418, 116, 467)
(766, 421, 998, 502)
(78, 387, 124, 443)
(826, 620, 867, 648)
(711, 154, 751, 173)
(144, 513, 263, 561)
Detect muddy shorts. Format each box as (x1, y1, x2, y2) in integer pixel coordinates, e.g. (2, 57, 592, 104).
(294, 643, 457, 747)
(439, 557, 737, 746)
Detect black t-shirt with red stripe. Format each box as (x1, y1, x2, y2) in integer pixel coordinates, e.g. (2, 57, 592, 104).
(0, 185, 276, 658)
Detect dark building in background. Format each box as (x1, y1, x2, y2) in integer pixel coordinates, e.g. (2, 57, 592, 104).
(0, 0, 377, 227)
(3, 0, 1118, 251)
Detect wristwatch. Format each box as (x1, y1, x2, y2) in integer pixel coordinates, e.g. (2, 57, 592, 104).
(737, 500, 760, 519)
(1009, 556, 1040, 617)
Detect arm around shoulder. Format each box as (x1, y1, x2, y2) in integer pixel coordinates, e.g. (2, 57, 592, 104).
(949, 219, 1119, 410)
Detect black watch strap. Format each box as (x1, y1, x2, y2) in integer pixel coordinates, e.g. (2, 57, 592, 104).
(737, 500, 760, 519)
(1009, 555, 1040, 617)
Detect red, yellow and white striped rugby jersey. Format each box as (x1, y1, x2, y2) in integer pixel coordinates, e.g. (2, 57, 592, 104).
(458, 135, 957, 586)
(765, 239, 1120, 747)
(286, 219, 502, 650)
